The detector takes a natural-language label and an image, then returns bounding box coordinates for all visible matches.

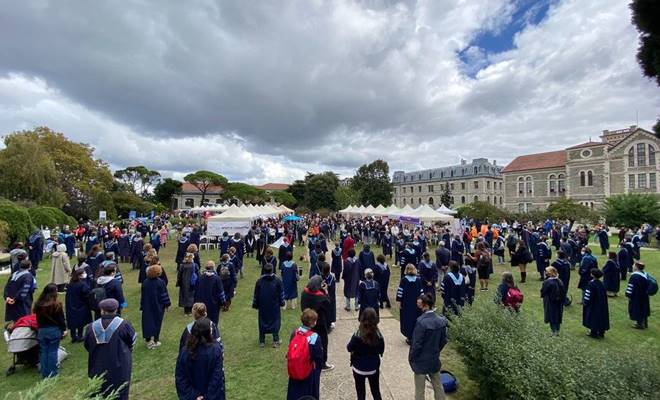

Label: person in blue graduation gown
[217,254,236,312]
[219,232,231,256]
[230,234,245,278]
[535,237,552,281]
[582,269,610,338]
[177,253,198,315]
[321,263,337,326]
[602,252,620,296]
[357,269,380,319]
[175,233,190,266]
[400,244,417,279]
[618,241,633,281]
[382,232,393,259]
[130,232,145,270]
[27,229,44,272]
[417,252,438,301]
[578,247,598,302]
[194,261,226,327]
[626,262,651,329]
[140,264,171,347]
[3,260,36,322]
[396,264,424,344]
[178,303,221,351]
[551,251,571,305]
[86,245,103,279]
[118,231,130,264]
[450,235,465,266]
[281,252,300,309]
[175,317,226,400]
[596,227,610,255]
[342,249,361,312]
[308,244,321,278]
[84,298,136,400]
[375,254,391,309]
[85,230,99,255]
[252,263,285,346]
[540,266,565,336]
[278,237,293,268]
[66,268,92,342]
[149,229,161,253]
[331,243,343,278]
[261,248,278,276]
[440,261,467,316]
[103,236,120,263]
[94,264,126,319]
[358,245,376,280]
[287,310,324,400]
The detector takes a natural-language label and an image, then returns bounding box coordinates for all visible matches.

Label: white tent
[278,204,294,214]
[436,204,457,215]
[206,206,253,236]
[384,204,401,216]
[364,204,376,215]
[409,204,454,223]
[356,205,366,214]
[373,204,387,216]
[399,204,414,216]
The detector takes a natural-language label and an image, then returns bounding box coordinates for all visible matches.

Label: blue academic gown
[63,234,76,257]
[396,275,424,340]
[176,342,226,400]
[578,254,598,290]
[382,234,393,256]
[175,237,190,265]
[118,235,130,259]
[178,322,221,351]
[536,242,551,277]
[217,261,237,302]
[85,236,99,255]
[374,262,391,305]
[104,240,120,260]
[618,246,633,280]
[3,270,36,322]
[418,260,438,299]
[331,247,343,277]
[551,259,571,300]
[308,250,320,278]
[342,257,361,299]
[287,327,324,400]
[84,316,136,400]
[28,232,44,270]
[323,273,337,323]
[602,260,620,293]
[219,236,231,256]
[625,272,651,323]
[193,271,226,326]
[582,279,610,333]
[440,271,467,315]
[150,234,161,253]
[358,250,376,279]
[65,281,92,330]
[357,279,380,317]
[450,241,464,266]
[261,255,278,276]
[252,274,285,335]
[281,261,300,300]
[400,248,417,278]
[140,276,171,340]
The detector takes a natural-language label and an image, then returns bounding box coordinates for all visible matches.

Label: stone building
[502,126,659,212]
[253,183,290,193]
[173,183,224,210]
[392,158,504,208]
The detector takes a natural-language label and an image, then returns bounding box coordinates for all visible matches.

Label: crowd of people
[2,213,658,400]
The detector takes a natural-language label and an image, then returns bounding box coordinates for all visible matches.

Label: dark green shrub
[0,200,34,244]
[0,220,9,248]
[28,206,77,228]
[295,206,311,215]
[449,299,660,399]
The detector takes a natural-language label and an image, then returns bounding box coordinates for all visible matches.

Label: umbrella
[283,215,303,221]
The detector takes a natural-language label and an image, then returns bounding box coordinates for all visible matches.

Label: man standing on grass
[409,294,448,400]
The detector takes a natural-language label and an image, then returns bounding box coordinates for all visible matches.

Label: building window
[487,195,490,203]
[499,196,503,205]
[418,198,422,205]
[450,170,454,177]
[487,181,491,190]
[580,171,586,187]
[499,182,503,190]
[450,183,455,190]
[474,167,478,174]
[461,196,465,204]
[525,176,533,196]
[428,197,434,205]
[628,147,635,167]
[638,174,647,189]
[629,174,635,189]
[548,174,556,195]
[650,173,657,191]
[587,171,593,186]
[650,145,656,166]
[474,181,479,189]
[461,182,466,190]
[518,177,524,197]
[418,174,422,180]
[418,186,422,193]
[402,187,406,194]
[473,195,479,203]
[428,185,434,192]
[637,143,646,166]
[558,174,565,193]
[185,198,195,207]
[403,198,406,205]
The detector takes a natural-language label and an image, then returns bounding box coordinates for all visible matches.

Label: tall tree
[630,0,660,136]
[114,166,161,197]
[547,198,597,224]
[604,193,660,227]
[287,180,306,206]
[440,185,453,207]
[183,171,228,205]
[350,160,394,206]
[304,172,339,210]
[334,186,360,210]
[221,182,267,204]
[153,178,183,209]
[272,190,297,208]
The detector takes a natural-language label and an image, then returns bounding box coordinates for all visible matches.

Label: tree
[334,186,360,210]
[111,191,155,218]
[304,172,339,211]
[456,201,506,222]
[183,171,228,205]
[350,160,393,206]
[221,182,267,204]
[440,185,453,207]
[153,178,183,209]
[114,166,161,197]
[272,190,297,208]
[287,180,306,206]
[546,198,598,224]
[604,193,660,227]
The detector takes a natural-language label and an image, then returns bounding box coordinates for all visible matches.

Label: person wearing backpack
[495,272,523,312]
[93,264,126,319]
[287,309,324,400]
[347,307,385,400]
[177,252,198,315]
[218,253,237,312]
[540,266,565,336]
[626,262,653,329]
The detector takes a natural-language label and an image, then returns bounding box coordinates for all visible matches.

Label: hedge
[0,200,34,244]
[28,206,77,229]
[449,300,660,400]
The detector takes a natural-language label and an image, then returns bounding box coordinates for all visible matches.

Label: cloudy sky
[0,0,658,184]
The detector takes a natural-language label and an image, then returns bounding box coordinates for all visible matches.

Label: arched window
[525,176,533,196]
[418,198,422,205]
[486,196,490,204]
[473,195,479,203]
[558,174,565,193]
[499,196,503,205]
[461,196,465,204]
[450,170,454,177]
[403,198,406,205]
[428,197,434,205]
[587,171,593,186]
[580,171,586,186]
[474,167,478,174]
[517,177,524,197]
[628,147,635,167]
[548,174,556,195]
[637,143,646,166]
[650,145,656,166]
[185,198,195,207]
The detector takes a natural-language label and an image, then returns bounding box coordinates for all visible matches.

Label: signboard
[128,210,137,220]
[150,210,155,220]
[207,220,251,237]
[99,211,107,221]
[399,216,420,224]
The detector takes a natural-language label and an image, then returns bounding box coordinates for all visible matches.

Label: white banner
[207,220,251,237]
[99,211,107,221]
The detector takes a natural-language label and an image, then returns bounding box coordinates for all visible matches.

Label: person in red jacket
[342,233,355,260]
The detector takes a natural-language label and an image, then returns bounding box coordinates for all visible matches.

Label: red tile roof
[502,150,566,173]
[255,183,290,191]
[566,141,606,150]
[181,182,223,194]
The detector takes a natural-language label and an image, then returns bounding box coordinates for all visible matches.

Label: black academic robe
[374,262,391,305]
[252,274,285,334]
[342,257,360,298]
[27,232,44,270]
[260,255,278,276]
[396,275,424,340]
[118,235,130,259]
[358,250,376,278]
[551,259,571,296]
[219,236,231,256]
[602,260,620,293]
[418,260,438,299]
[450,241,464,266]
[536,242,551,275]
[382,235,393,256]
[87,252,103,279]
[625,272,651,322]
[357,279,380,318]
[194,271,226,326]
[229,239,245,271]
[286,327,323,400]
[177,263,197,308]
[582,280,609,332]
[85,236,99,255]
[578,255,598,290]
[541,278,565,325]
[84,316,136,400]
[440,272,467,315]
[175,342,225,400]
[331,248,343,277]
[322,273,337,323]
[175,237,190,265]
[104,240,120,260]
[618,247,632,280]
[140,277,171,340]
[65,281,92,329]
[3,270,36,322]
[130,237,144,269]
[178,322,221,352]
[278,244,293,268]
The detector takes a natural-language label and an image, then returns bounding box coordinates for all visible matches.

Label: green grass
[1,238,658,399]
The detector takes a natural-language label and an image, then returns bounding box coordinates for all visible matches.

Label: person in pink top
[159,226,169,248]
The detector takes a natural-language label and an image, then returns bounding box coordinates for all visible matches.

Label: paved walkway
[320,279,444,400]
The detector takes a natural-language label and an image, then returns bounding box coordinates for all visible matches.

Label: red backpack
[287,329,314,380]
[504,287,524,310]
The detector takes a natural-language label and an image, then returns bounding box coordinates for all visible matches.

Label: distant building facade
[253,183,290,193]
[392,158,504,208]
[502,126,659,212]
[173,183,224,210]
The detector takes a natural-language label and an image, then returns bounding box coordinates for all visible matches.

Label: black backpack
[90,285,107,311]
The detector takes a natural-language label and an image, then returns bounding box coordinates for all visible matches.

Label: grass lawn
[1,236,658,399]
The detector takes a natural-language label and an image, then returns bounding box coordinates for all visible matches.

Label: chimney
[461,159,466,165]
[602,129,609,135]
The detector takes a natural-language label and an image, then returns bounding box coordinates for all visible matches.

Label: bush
[28,206,77,229]
[295,206,311,215]
[604,193,660,227]
[5,374,122,399]
[0,199,34,244]
[449,300,660,399]
[0,220,9,248]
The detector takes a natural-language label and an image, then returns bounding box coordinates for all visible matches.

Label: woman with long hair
[175,317,226,400]
[34,283,67,377]
[65,268,92,343]
[396,264,424,345]
[346,307,385,400]
[513,240,533,283]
